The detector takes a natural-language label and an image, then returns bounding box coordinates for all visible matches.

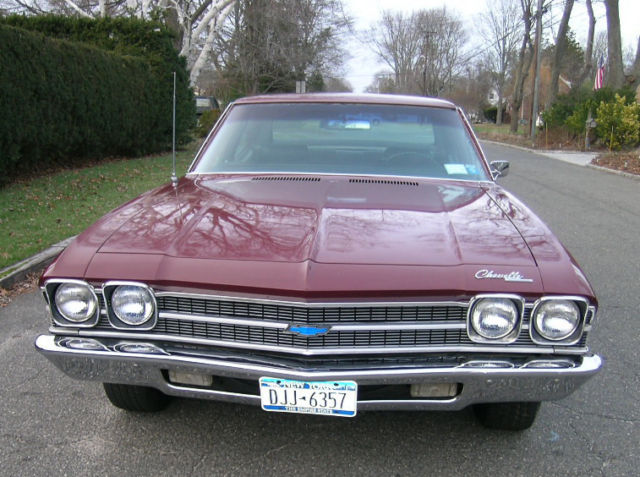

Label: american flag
[594,55,605,90]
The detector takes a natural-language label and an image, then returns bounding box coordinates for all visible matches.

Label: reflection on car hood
[96,175,534,267]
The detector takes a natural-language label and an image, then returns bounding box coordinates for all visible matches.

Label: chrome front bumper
[35,334,602,411]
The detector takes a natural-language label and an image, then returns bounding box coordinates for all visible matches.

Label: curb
[586,163,640,181]
[482,139,639,178]
[480,139,538,154]
[0,236,76,290]
[481,139,596,164]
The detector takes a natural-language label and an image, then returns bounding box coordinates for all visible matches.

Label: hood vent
[252,176,321,182]
[349,178,419,187]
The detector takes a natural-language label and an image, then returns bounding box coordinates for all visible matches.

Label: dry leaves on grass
[0,272,39,307]
[592,152,640,175]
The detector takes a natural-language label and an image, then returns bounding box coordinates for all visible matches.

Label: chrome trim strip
[35,334,603,410]
[158,311,466,332]
[185,171,495,185]
[160,311,288,330]
[153,291,469,309]
[331,322,466,331]
[57,328,589,356]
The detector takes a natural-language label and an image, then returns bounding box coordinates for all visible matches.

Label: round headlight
[111,285,155,326]
[534,300,580,341]
[471,298,519,340]
[54,283,97,323]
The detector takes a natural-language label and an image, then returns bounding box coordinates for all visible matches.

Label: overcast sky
[343,0,640,92]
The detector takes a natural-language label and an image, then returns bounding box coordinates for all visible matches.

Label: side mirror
[490,160,510,179]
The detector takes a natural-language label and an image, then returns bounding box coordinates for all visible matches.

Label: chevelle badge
[475,269,534,283]
[286,325,331,337]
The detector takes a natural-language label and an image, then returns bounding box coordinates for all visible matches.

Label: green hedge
[542,86,637,135]
[0,16,195,185]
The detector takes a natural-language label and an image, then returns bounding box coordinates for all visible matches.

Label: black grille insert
[156,296,465,324]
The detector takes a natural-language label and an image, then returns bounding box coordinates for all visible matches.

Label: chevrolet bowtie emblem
[286,325,331,337]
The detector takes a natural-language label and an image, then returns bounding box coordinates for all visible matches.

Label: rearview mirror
[490,160,510,179]
[321,119,371,130]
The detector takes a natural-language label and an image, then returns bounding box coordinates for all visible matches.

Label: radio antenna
[171,71,178,188]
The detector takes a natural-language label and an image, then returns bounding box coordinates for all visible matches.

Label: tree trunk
[510,1,534,134]
[577,0,596,87]
[631,36,640,86]
[604,0,625,88]
[163,4,184,52]
[548,0,574,108]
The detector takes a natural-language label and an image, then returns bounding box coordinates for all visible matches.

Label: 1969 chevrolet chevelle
[36,94,601,430]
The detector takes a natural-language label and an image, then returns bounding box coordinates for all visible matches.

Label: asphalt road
[1,142,638,477]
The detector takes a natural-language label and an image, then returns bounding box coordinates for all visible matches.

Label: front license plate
[259,377,357,417]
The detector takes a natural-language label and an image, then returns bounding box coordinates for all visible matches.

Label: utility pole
[422,30,435,97]
[530,0,544,144]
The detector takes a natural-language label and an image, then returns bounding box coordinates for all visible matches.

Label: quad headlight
[53,281,98,324]
[111,285,154,325]
[468,295,524,343]
[45,280,158,329]
[103,281,157,329]
[531,298,586,344]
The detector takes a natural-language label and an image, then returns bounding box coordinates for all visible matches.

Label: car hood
[44,175,593,298]
[96,176,533,266]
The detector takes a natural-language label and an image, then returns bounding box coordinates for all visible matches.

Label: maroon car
[36,94,601,430]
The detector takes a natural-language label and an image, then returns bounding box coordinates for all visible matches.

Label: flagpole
[586,55,605,150]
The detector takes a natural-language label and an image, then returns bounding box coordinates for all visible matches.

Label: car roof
[233,93,456,109]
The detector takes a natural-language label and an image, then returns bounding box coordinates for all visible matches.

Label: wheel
[473,401,541,431]
[103,383,171,412]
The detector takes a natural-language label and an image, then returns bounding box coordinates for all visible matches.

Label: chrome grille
[154,318,471,348]
[156,296,466,323]
[85,293,591,354]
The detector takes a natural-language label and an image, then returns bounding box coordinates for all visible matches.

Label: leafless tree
[632,37,640,80]
[212,0,351,97]
[576,0,596,87]
[604,0,624,88]
[369,7,466,97]
[547,0,574,107]
[323,77,353,92]
[509,0,534,133]
[368,11,422,92]
[479,0,522,125]
[364,71,397,94]
[417,8,467,96]
[3,0,236,85]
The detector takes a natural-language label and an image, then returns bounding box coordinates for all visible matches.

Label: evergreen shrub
[595,94,640,150]
[0,16,195,185]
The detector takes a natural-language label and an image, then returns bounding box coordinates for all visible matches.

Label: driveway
[1,142,638,476]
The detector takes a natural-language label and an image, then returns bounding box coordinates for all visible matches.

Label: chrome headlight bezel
[530,296,589,345]
[44,279,100,328]
[467,294,525,344]
[102,281,157,330]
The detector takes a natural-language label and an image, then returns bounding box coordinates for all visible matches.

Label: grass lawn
[473,123,527,136]
[0,145,197,272]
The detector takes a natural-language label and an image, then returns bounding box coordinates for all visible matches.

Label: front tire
[103,383,171,412]
[473,401,541,430]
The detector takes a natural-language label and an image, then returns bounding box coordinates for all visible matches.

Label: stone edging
[0,236,76,290]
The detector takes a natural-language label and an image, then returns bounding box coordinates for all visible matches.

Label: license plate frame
[259,377,357,417]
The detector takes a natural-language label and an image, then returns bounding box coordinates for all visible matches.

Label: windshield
[192,102,489,181]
